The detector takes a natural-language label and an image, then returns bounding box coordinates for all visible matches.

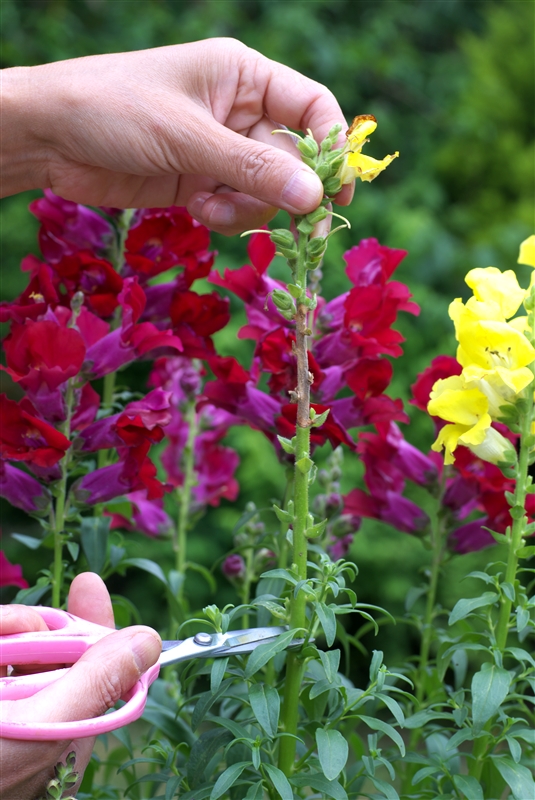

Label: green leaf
[449,592,499,625]
[165,775,181,800]
[376,693,405,727]
[506,646,535,668]
[249,683,280,737]
[273,504,294,524]
[316,602,337,646]
[368,776,400,800]
[306,519,327,538]
[233,507,261,533]
[290,773,348,800]
[192,680,232,731]
[471,664,512,733]
[260,568,298,585]
[510,727,535,744]
[13,582,50,605]
[244,782,265,800]
[310,409,330,427]
[492,755,535,800]
[245,629,297,678]
[142,698,195,746]
[319,649,341,683]
[253,598,288,621]
[210,762,251,800]
[505,735,522,763]
[369,650,384,681]
[517,545,535,558]
[210,657,228,693]
[11,533,42,549]
[80,516,110,573]
[263,764,294,800]
[501,581,516,602]
[212,716,255,742]
[185,561,217,592]
[453,774,484,800]
[357,716,405,756]
[66,541,80,561]
[296,456,314,474]
[123,557,168,585]
[316,729,349,781]
[187,729,232,788]
[277,436,296,455]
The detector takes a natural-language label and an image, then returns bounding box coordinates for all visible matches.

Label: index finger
[0,605,49,636]
[255,56,348,149]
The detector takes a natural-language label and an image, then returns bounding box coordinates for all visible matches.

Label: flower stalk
[174,396,198,607]
[51,378,75,608]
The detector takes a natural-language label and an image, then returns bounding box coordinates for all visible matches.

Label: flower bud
[222,554,246,580]
[297,136,319,159]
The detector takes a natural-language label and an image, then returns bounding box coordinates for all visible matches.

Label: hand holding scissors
[0,573,297,800]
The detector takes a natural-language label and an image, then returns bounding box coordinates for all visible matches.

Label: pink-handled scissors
[0,606,289,741]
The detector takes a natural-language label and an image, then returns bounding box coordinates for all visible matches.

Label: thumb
[180,108,324,215]
[28,626,161,723]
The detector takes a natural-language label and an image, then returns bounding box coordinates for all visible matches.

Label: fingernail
[282,169,323,212]
[208,199,235,227]
[189,192,211,219]
[130,632,161,673]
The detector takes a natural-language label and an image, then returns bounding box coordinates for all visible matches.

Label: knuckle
[238,146,275,184]
[91,667,126,711]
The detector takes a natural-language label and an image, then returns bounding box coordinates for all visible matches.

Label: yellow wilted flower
[338,115,399,184]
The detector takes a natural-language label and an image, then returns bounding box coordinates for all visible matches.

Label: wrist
[1,66,52,197]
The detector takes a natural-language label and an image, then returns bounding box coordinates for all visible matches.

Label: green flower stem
[97,369,117,470]
[495,404,532,651]
[279,230,312,776]
[97,209,133,470]
[471,395,534,781]
[173,397,198,606]
[51,379,75,608]
[278,468,294,570]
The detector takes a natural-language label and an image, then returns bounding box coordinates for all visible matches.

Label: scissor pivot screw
[194,632,213,646]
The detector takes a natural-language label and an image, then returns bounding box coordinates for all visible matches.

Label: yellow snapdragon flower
[464,267,526,320]
[338,115,399,184]
[428,376,512,465]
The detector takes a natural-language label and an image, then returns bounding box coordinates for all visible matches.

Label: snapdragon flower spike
[149,357,240,513]
[0,551,29,589]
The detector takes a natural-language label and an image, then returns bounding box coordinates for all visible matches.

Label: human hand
[0,573,161,800]
[1,38,351,234]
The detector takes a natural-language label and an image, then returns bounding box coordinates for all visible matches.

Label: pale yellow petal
[518,235,535,268]
[346,151,399,182]
[465,267,525,319]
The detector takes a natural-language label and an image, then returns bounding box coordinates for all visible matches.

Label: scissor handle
[0,663,160,740]
[0,606,160,740]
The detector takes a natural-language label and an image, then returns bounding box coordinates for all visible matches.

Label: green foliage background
[1,0,534,670]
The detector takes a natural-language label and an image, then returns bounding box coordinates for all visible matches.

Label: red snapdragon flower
[125,207,213,281]
[0,394,71,467]
[2,319,86,392]
[0,551,29,589]
[410,355,462,412]
[52,250,123,317]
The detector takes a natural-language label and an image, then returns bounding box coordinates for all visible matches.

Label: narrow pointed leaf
[316,728,349,781]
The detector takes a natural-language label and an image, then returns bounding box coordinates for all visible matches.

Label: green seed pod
[305,206,328,225]
[315,163,332,181]
[271,289,295,312]
[270,228,297,249]
[307,237,327,258]
[297,136,319,159]
[323,176,342,195]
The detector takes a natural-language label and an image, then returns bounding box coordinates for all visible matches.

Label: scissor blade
[158,627,289,666]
